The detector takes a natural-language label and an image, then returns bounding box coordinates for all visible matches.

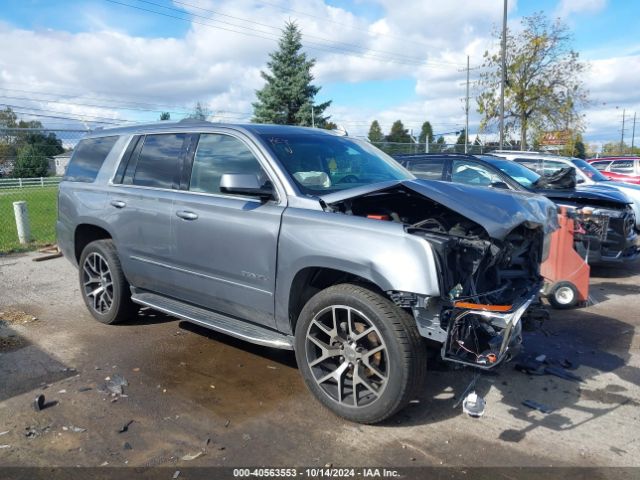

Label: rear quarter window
[64,136,119,182]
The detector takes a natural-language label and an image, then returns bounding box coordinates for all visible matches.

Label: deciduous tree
[477,12,588,150]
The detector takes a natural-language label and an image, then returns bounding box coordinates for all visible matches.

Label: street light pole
[620,109,626,154]
[499,0,507,150]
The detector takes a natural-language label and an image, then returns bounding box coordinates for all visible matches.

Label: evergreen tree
[188,102,209,121]
[160,112,171,121]
[386,120,411,143]
[418,121,434,145]
[252,22,331,126]
[12,144,49,178]
[368,120,384,143]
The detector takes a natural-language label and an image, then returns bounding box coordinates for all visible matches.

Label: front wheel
[294,283,426,424]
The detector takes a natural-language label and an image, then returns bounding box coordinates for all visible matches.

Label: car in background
[490,151,640,229]
[588,157,640,185]
[394,153,639,265]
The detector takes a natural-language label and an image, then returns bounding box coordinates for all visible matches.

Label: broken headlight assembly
[573,206,615,241]
[441,297,534,368]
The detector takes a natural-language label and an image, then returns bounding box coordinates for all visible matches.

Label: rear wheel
[294,283,426,424]
[78,239,135,324]
[548,281,579,309]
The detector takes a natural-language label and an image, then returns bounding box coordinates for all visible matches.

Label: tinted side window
[610,160,635,173]
[591,160,611,171]
[189,134,266,195]
[132,134,186,189]
[451,160,502,186]
[406,158,445,180]
[64,136,118,182]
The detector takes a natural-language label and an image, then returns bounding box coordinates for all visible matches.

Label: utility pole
[620,109,626,154]
[632,112,636,152]
[499,0,507,150]
[311,106,315,128]
[465,55,470,154]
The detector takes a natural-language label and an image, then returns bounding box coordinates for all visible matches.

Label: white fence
[0,177,62,190]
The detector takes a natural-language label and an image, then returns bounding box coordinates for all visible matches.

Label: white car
[491,151,640,229]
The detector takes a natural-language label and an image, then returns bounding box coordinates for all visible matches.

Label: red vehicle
[587,157,640,185]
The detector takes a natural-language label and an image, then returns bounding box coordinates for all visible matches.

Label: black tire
[294,283,426,424]
[78,239,135,324]
[548,281,579,309]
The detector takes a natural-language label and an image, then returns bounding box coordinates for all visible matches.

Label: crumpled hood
[536,183,632,207]
[321,179,558,240]
[405,179,558,239]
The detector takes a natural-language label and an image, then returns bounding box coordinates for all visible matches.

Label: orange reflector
[367,214,390,221]
[454,301,513,312]
[487,354,498,363]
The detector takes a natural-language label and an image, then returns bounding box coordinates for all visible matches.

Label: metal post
[311,106,315,128]
[40,177,44,187]
[13,201,31,244]
[499,0,507,150]
[632,112,636,151]
[18,178,23,188]
[465,55,470,154]
[620,109,626,154]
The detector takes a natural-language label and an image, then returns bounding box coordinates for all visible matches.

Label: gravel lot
[0,252,639,468]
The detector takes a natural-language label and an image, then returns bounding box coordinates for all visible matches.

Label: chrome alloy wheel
[305,305,389,408]
[82,252,114,314]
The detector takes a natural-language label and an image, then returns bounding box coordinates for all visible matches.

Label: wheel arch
[286,266,387,335]
[74,223,113,262]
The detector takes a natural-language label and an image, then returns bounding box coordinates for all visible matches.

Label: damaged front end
[323,179,555,369]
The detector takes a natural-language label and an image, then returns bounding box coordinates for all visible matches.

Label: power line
[106,0,462,68]
[142,0,443,65]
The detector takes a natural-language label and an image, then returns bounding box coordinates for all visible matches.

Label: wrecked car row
[57,121,597,423]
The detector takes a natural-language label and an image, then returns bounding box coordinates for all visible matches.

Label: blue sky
[0,0,638,146]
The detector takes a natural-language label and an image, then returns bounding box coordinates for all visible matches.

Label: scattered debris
[0,430,10,436]
[242,434,251,441]
[100,462,109,467]
[132,368,140,372]
[173,471,181,480]
[462,392,486,417]
[522,399,554,414]
[33,245,63,262]
[57,389,67,394]
[63,426,86,433]
[267,365,277,370]
[181,451,205,461]
[118,420,134,434]
[123,442,133,450]
[25,425,50,439]
[515,354,582,382]
[77,387,92,392]
[224,420,230,428]
[0,445,10,449]
[33,394,46,412]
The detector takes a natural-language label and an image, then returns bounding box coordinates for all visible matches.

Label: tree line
[0,107,65,177]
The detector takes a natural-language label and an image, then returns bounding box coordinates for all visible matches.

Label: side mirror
[576,178,585,184]
[489,181,510,190]
[219,173,274,200]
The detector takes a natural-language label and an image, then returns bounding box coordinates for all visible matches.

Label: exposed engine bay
[326,184,544,368]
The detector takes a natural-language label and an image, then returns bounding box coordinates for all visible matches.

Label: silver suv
[57,121,556,423]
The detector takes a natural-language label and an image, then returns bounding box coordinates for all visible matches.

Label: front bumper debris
[441,292,536,369]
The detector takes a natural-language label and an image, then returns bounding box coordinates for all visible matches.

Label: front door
[170,132,284,328]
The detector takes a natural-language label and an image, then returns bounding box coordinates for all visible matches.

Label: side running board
[131,289,294,350]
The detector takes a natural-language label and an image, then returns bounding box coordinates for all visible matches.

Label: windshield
[481,156,541,188]
[260,133,413,195]
[572,159,610,181]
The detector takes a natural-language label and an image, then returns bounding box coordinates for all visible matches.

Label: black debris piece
[124,442,133,450]
[77,387,92,392]
[522,399,554,414]
[118,420,134,434]
[33,394,45,412]
[544,365,582,382]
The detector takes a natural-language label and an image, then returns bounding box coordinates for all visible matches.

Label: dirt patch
[0,309,38,326]
[0,334,26,351]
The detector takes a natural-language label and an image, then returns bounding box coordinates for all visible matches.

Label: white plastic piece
[462,391,486,417]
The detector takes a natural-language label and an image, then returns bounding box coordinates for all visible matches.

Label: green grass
[0,187,58,254]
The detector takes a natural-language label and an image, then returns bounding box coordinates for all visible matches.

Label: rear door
[403,157,447,181]
[170,131,285,328]
[108,133,189,296]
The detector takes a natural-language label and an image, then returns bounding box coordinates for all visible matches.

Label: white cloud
[556,0,607,18]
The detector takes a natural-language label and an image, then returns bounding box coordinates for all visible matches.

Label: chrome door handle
[176,210,198,220]
[110,200,126,208]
